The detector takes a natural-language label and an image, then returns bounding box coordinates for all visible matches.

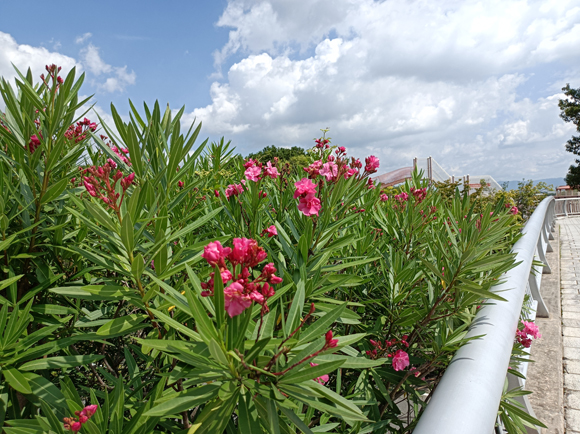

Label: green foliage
[559,84,580,185]
[565,163,580,189]
[248,145,309,174]
[0,64,538,433]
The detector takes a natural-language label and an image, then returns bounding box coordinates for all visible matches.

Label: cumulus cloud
[0,32,135,98]
[190,0,580,180]
[0,31,79,85]
[80,43,136,92]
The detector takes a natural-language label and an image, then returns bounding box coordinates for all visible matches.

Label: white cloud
[0,32,135,97]
[189,0,580,180]
[75,32,92,44]
[0,31,79,85]
[79,44,136,93]
[80,44,112,75]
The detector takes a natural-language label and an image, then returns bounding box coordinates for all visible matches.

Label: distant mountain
[498,178,565,191]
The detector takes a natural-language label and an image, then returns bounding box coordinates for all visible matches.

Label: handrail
[414,196,555,434]
[555,197,580,217]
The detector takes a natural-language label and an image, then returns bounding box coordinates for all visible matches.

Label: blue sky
[1,0,579,181]
[0,1,230,111]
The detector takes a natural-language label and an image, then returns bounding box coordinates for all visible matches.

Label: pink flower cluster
[81,162,135,212]
[516,320,541,348]
[410,187,427,203]
[394,192,409,201]
[294,178,321,216]
[315,138,330,149]
[244,159,279,182]
[260,225,277,238]
[64,118,97,143]
[366,336,411,372]
[364,155,380,174]
[225,183,244,199]
[380,194,389,202]
[201,239,283,317]
[63,404,98,433]
[28,134,41,153]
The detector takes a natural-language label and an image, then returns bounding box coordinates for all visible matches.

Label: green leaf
[285,280,305,336]
[20,355,104,371]
[213,265,225,330]
[131,252,145,280]
[149,308,202,341]
[83,201,117,232]
[144,384,221,416]
[278,405,315,434]
[121,213,134,253]
[299,303,346,344]
[313,354,385,369]
[280,360,345,384]
[238,391,261,433]
[40,178,67,204]
[96,314,148,337]
[322,257,380,272]
[208,339,229,366]
[3,369,32,394]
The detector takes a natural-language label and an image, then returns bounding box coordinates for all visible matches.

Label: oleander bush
[0,65,530,433]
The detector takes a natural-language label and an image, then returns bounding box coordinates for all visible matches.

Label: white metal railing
[414,196,556,434]
[555,197,580,217]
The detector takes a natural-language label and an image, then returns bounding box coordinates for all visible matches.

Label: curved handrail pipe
[413,196,555,434]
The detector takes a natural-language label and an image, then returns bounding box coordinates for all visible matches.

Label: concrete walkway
[560,217,580,433]
[527,217,580,433]
[527,219,564,433]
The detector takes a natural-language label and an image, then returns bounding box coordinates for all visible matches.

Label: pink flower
[224,281,253,317]
[325,330,338,348]
[380,194,389,201]
[298,194,321,216]
[294,178,317,198]
[260,262,283,284]
[522,321,541,339]
[83,179,98,197]
[392,349,410,371]
[395,192,409,201]
[225,183,244,199]
[511,206,519,215]
[516,330,532,348]
[71,422,82,432]
[202,241,232,267]
[178,180,184,188]
[304,160,323,178]
[107,158,117,169]
[266,225,277,237]
[28,134,41,153]
[243,159,256,169]
[344,166,358,179]
[245,165,262,182]
[228,238,267,267]
[310,362,330,384]
[121,173,135,191]
[81,404,98,418]
[365,156,380,173]
[320,162,338,181]
[214,190,220,197]
[263,161,279,179]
